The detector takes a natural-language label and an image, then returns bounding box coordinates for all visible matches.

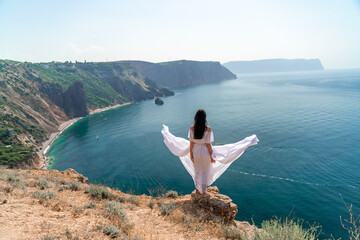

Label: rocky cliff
[126,60,237,88]
[39,81,88,118]
[62,81,88,118]
[223,58,324,74]
[0,59,174,167]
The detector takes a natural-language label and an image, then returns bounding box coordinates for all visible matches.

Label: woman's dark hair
[194,109,207,139]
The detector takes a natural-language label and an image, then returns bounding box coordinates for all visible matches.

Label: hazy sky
[0,0,359,69]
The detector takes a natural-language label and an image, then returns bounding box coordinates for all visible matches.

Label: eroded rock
[62,168,89,183]
[191,186,238,223]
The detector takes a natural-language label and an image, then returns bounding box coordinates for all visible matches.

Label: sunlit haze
[1,0,359,69]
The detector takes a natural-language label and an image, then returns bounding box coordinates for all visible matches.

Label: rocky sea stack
[155,97,164,105]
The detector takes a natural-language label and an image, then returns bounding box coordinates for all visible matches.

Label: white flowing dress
[161,125,259,193]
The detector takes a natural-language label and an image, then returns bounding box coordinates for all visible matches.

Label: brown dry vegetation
[0,168,256,240]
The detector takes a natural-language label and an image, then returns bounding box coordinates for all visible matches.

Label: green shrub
[6,172,24,183]
[32,190,56,200]
[254,217,321,240]
[58,185,69,191]
[35,179,51,189]
[68,181,80,191]
[165,190,178,198]
[340,195,360,240]
[103,225,120,238]
[158,201,176,216]
[148,184,167,198]
[116,195,127,203]
[10,181,26,190]
[115,195,139,206]
[84,201,96,209]
[222,224,242,239]
[72,206,82,214]
[59,179,67,185]
[88,185,110,199]
[2,186,13,193]
[195,225,202,231]
[105,201,122,215]
[42,237,57,240]
[147,201,155,209]
[0,144,34,167]
[126,196,139,206]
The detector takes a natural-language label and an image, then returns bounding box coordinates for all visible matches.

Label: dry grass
[87,184,112,199]
[0,169,259,240]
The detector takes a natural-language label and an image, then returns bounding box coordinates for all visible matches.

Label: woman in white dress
[161,109,259,197]
[189,109,215,197]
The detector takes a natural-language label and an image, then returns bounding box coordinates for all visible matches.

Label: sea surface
[48,69,360,238]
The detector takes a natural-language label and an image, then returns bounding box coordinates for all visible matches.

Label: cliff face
[126,60,237,88]
[62,81,88,118]
[223,59,324,74]
[39,81,88,118]
[72,61,174,104]
[38,82,65,107]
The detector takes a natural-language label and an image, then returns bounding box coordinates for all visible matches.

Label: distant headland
[124,60,236,88]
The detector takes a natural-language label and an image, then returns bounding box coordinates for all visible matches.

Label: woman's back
[188,125,214,144]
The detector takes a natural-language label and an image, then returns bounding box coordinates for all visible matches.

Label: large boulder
[191,186,238,223]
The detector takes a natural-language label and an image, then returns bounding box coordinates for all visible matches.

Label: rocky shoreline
[37,102,131,170]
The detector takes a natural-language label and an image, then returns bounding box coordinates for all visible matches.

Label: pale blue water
[48,69,360,238]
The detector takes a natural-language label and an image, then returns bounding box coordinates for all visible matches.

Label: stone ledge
[191,186,238,223]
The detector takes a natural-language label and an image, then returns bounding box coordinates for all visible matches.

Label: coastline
[37,102,131,169]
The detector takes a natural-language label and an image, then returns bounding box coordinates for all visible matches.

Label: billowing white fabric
[161,124,259,193]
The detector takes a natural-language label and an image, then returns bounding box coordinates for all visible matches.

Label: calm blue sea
[48,69,360,238]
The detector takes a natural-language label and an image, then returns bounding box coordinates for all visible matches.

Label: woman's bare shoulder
[190,125,195,130]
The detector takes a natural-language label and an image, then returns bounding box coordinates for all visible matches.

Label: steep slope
[0,60,173,167]
[31,61,174,108]
[223,59,324,74]
[126,60,237,88]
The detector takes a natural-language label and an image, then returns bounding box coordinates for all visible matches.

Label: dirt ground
[0,168,255,240]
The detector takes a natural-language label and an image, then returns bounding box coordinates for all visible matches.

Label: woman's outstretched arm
[190,141,194,163]
[206,143,216,163]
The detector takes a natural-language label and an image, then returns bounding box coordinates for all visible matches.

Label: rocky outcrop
[62,81,88,118]
[144,78,174,97]
[39,81,88,118]
[155,97,164,105]
[126,60,237,88]
[60,168,89,183]
[191,186,238,223]
[159,88,175,96]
